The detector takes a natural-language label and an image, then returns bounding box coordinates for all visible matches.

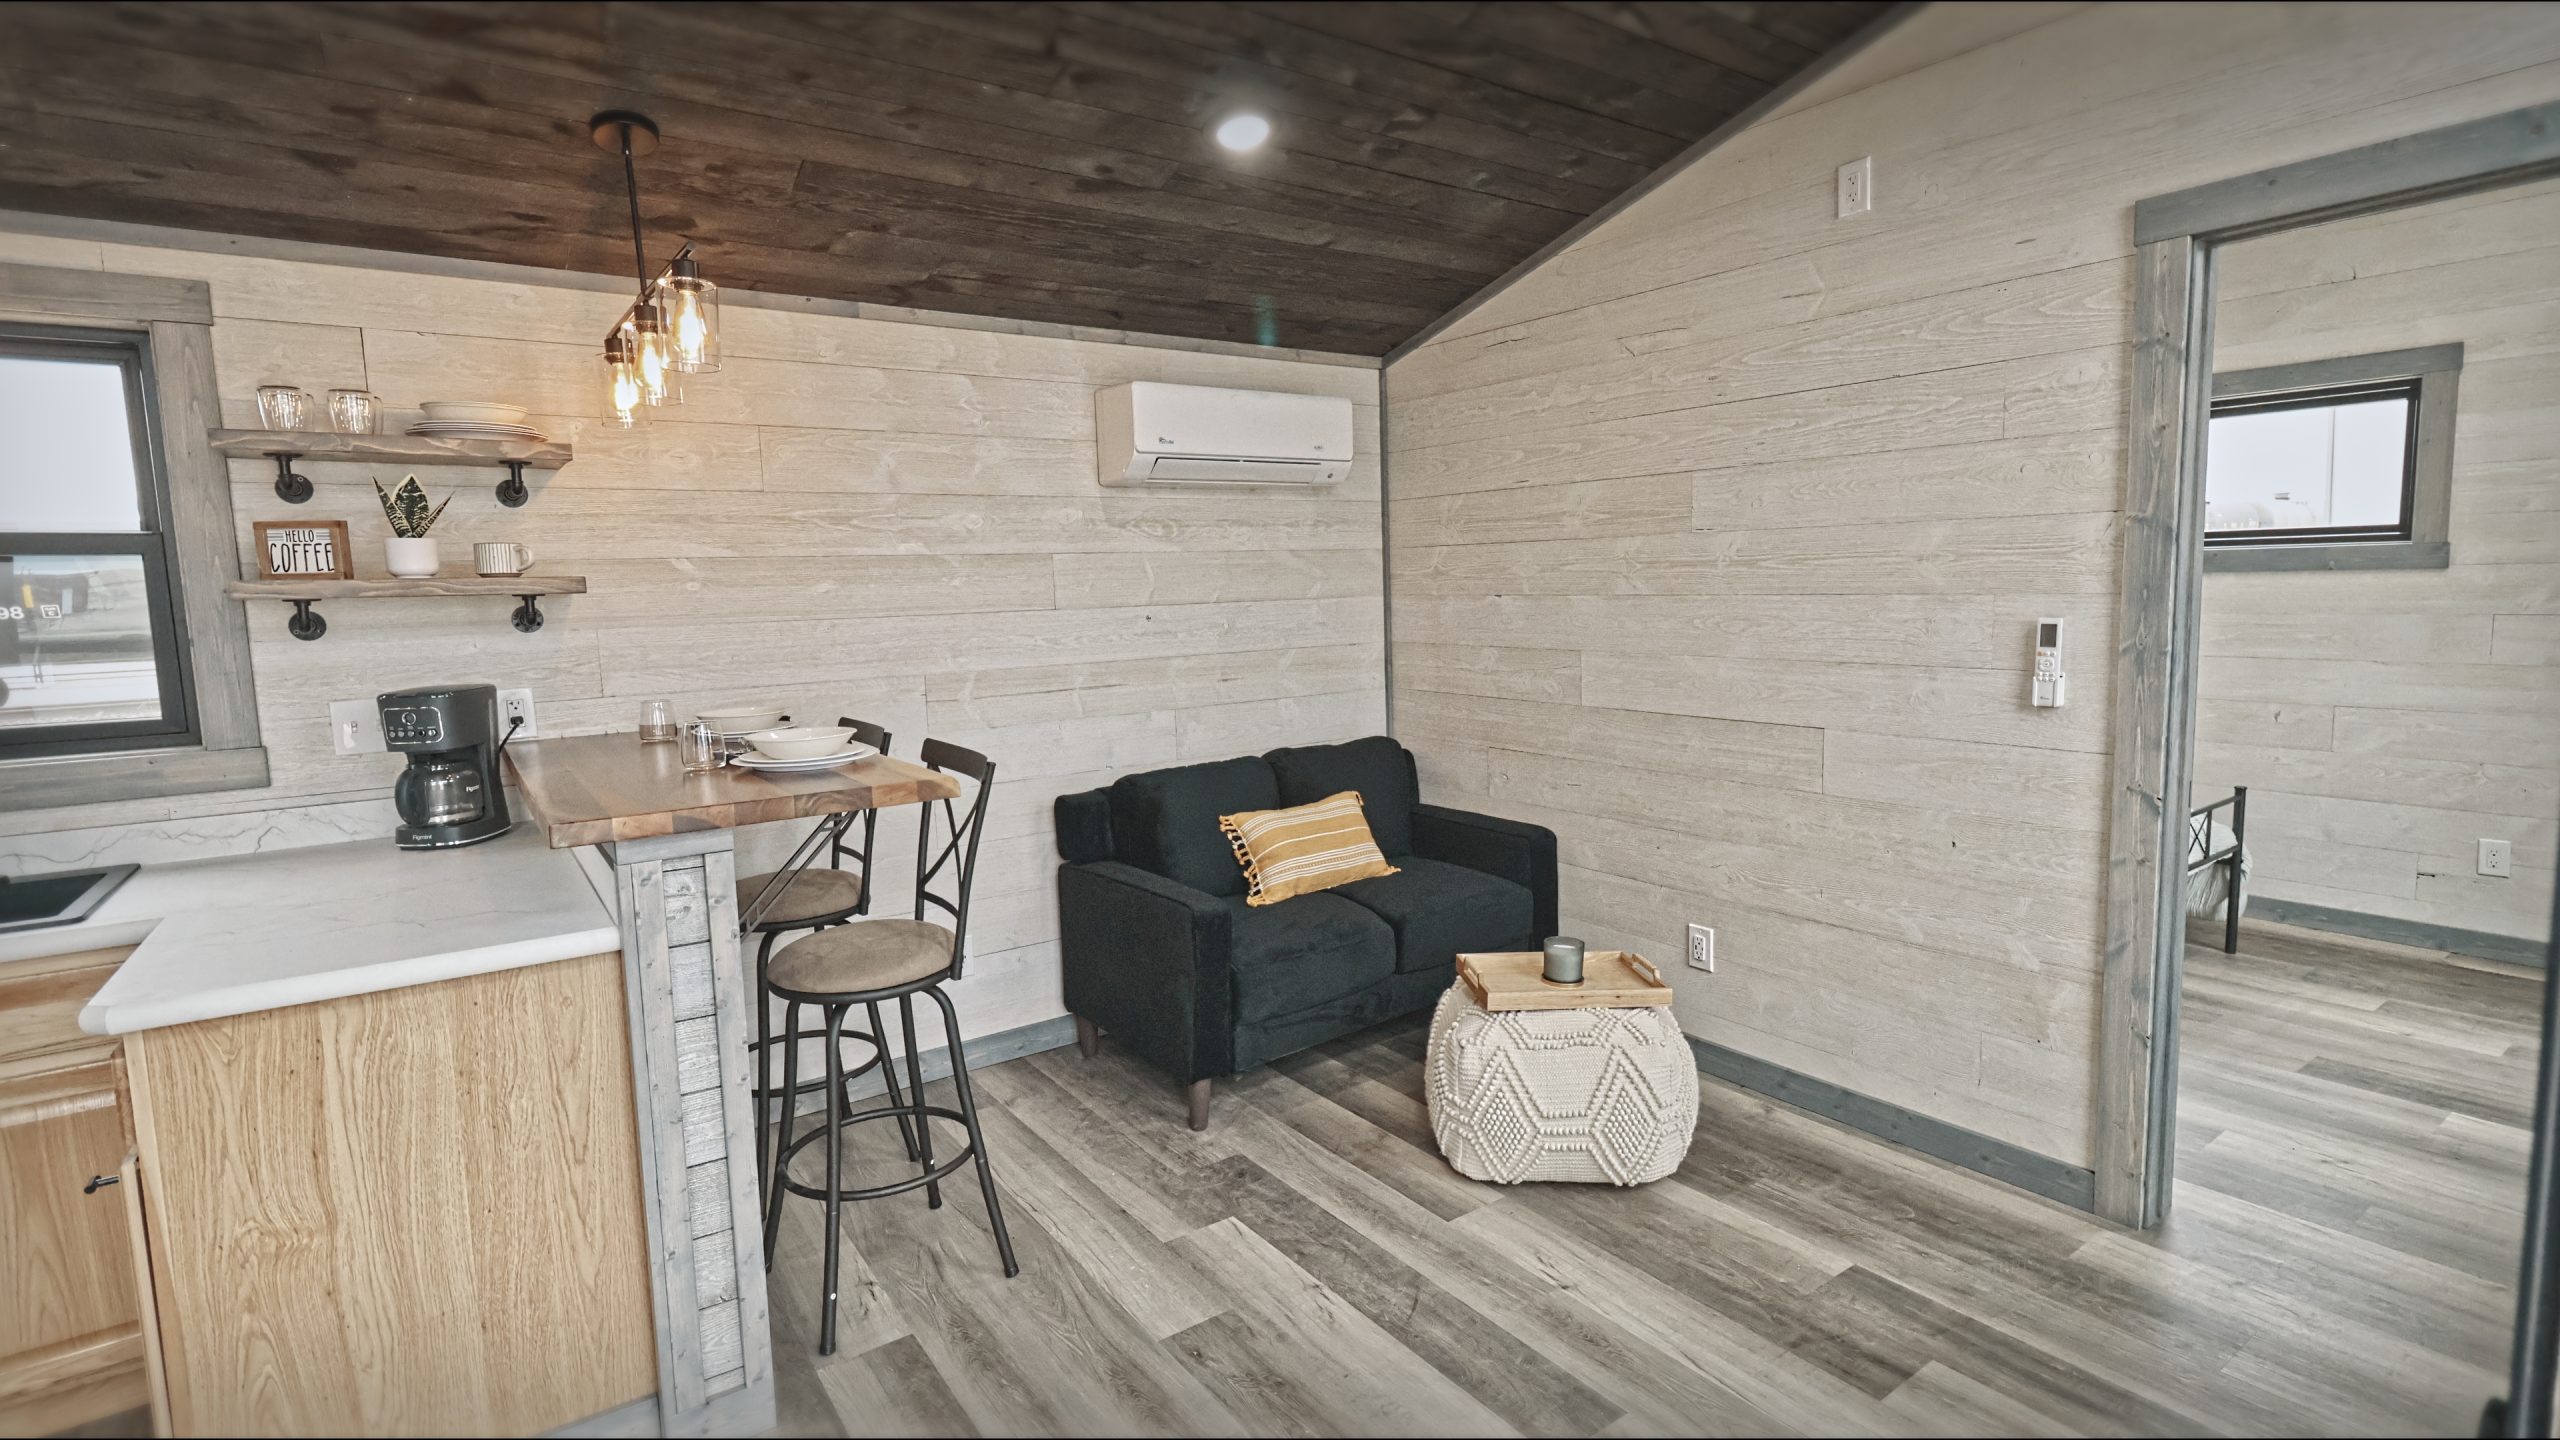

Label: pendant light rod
[590,109,664,301]
[620,125,649,297]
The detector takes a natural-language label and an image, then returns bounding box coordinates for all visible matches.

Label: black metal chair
[740,717,915,1190]
[763,737,1018,1355]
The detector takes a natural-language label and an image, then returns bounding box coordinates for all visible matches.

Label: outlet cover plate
[2481,838,2513,878]
[1837,156,1872,217]
[1687,923,1715,972]
[498,688,538,739]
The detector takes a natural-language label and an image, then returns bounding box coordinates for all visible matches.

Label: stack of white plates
[729,743,879,773]
[408,400,545,442]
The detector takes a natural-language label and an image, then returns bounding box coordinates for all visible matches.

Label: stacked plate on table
[729,725,879,773]
[407,400,547,442]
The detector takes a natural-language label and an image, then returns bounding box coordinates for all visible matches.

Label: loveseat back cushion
[1107,756,1278,897]
[1221,892,1398,1024]
[1263,735,1420,857]
[1053,788,1114,864]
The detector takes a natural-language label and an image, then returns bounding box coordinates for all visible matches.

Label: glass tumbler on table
[680,721,723,774]
[639,699,677,744]
[255,385,313,431]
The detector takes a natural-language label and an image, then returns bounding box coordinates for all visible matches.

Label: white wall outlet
[1687,923,1715,973]
[1836,155,1873,217]
[329,698,384,757]
[498,688,538,739]
[2480,838,2513,878]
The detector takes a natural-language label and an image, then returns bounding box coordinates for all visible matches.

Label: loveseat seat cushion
[1334,856,1537,973]
[1108,756,1276,898]
[1264,735,1420,857]
[1223,892,1397,1024]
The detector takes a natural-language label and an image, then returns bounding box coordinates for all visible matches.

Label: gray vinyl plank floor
[759,920,2539,1437]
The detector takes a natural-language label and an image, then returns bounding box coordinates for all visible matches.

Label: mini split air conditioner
[1097,381,1354,487]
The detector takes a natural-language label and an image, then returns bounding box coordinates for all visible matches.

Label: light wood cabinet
[0,947,149,1437]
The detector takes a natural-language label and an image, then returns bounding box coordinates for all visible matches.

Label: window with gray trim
[0,324,199,757]
[2203,344,2461,572]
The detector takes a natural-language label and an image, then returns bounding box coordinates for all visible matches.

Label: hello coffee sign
[252,520,355,580]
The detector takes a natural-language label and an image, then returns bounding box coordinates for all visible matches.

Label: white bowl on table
[746,726,857,761]
[696,703,789,735]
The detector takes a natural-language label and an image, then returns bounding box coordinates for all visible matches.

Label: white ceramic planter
[384,536,440,578]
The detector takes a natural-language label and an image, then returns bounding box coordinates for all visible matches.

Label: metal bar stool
[741,717,916,1191]
[763,738,1019,1355]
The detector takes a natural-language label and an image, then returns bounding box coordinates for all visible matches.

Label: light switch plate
[329,699,384,757]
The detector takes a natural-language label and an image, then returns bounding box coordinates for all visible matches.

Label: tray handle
[1625,952,1668,989]
[1456,954,1491,1008]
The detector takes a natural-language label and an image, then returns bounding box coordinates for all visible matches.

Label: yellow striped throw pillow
[1220,790,1399,907]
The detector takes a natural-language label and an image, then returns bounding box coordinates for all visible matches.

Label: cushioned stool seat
[769,918,953,996]
[1424,984,1698,1186]
[737,867,867,928]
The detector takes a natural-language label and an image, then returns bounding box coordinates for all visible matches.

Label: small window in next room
[2203,344,2461,571]
[0,325,197,758]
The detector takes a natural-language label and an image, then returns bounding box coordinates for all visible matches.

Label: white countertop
[9,826,623,1036]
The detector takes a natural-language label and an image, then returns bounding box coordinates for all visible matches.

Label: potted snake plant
[374,474,451,578]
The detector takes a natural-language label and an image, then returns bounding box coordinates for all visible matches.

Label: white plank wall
[2198,179,2560,942]
[0,229,1384,1047]
[1386,2,2560,1168]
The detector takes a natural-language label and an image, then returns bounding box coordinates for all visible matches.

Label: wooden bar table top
[504,731,962,848]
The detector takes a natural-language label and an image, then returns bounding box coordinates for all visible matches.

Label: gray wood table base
[755,925,2532,1437]
[601,830,777,1439]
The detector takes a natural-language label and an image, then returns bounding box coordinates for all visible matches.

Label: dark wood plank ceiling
[0,2,1894,355]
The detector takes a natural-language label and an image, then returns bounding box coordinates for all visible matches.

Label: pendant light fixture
[591,110,718,427]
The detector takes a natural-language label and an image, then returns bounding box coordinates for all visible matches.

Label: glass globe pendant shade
[603,331,643,428]
[660,256,720,373]
[626,304,679,407]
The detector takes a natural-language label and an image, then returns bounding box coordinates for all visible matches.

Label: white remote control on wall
[2032,618,2066,708]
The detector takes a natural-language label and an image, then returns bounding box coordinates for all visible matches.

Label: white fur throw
[1425,984,1699,1186]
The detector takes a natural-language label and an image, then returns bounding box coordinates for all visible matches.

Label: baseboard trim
[783,1012,1080,1113]
[1687,1036,2098,1213]
[2250,897,2547,967]
[546,1395,658,1438]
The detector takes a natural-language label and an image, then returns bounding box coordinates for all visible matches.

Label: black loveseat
[1054,735,1556,1128]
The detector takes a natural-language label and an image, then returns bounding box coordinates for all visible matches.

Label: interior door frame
[2095,102,2560,1230]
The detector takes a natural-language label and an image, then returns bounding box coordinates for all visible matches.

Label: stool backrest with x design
[912,738,995,978]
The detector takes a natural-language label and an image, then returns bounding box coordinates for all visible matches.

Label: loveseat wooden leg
[1075,1015,1100,1058]
[1187,1078,1212,1131]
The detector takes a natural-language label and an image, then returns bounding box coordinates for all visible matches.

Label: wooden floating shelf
[224,575,588,642]
[210,429,574,468]
[211,429,573,508]
[227,576,589,600]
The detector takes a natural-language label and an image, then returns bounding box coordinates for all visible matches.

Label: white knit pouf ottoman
[1424,983,1699,1185]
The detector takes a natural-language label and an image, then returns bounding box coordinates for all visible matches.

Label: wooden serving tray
[1456,950,1672,1012]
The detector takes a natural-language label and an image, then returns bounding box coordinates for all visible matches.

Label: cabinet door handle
[83,1173,119,1194]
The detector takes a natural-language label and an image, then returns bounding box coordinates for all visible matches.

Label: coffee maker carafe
[379,683,513,849]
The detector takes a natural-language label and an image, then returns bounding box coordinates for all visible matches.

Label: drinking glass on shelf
[326,388,381,435]
[639,699,677,744]
[255,385,313,431]
[679,721,722,775]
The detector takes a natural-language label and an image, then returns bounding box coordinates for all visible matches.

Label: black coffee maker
[379,683,513,849]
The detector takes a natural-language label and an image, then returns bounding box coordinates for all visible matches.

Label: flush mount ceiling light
[591,110,720,428]
[1212,113,1272,152]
